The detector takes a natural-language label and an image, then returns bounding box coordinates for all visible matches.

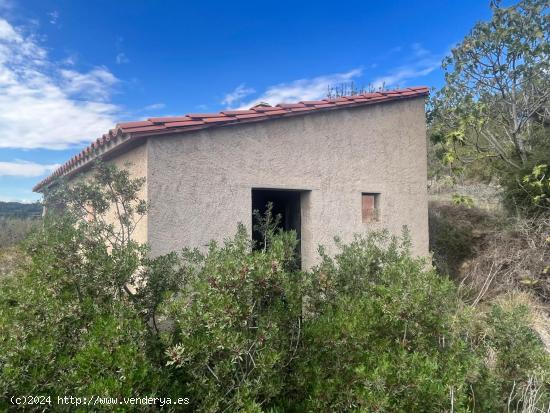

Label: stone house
[34,86,429,268]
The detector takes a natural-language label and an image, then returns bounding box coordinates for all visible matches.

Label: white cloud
[143,102,166,111]
[60,67,118,101]
[0,18,120,149]
[0,160,59,177]
[371,44,441,89]
[48,10,59,25]
[411,43,430,58]
[236,69,362,109]
[61,54,77,66]
[229,44,440,110]
[0,18,20,42]
[371,65,437,89]
[116,52,129,64]
[222,84,255,107]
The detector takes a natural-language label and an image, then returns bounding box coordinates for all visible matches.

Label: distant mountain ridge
[0,202,42,218]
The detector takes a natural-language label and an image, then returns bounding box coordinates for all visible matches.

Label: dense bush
[1,164,549,412]
[0,165,167,411]
[291,232,476,412]
[466,299,550,412]
[160,228,303,412]
[429,201,550,307]
[0,278,160,404]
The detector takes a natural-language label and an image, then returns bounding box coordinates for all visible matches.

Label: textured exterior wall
[111,143,148,244]
[147,97,428,268]
[69,142,148,244]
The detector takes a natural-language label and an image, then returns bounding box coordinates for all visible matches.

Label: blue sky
[0,0,493,202]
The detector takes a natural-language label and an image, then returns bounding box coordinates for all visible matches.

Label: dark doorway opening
[251,188,302,265]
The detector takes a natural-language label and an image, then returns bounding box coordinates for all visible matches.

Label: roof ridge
[33,86,429,191]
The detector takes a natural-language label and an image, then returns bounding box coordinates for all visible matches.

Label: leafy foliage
[0,163,167,411]
[252,201,282,252]
[430,0,549,168]
[161,227,302,412]
[502,161,550,214]
[428,0,549,213]
[1,164,549,412]
[461,298,550,412]
[452,193,475,208]
[291,232,475,412]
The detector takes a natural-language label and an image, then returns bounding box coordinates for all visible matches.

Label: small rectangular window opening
[362,193,380,223]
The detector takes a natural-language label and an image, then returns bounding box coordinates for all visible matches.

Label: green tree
[430,0,549,172]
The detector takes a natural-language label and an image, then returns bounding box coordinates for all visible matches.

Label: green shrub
[0,220,165,412]
[160,226,304,412]
[290,231,476,412]
[0,163,168,411]
[65,309,161,399]
[463,298,550,412]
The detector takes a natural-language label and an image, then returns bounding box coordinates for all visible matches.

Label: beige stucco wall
[145,97,428,268]
[111,142,148,244]
[69,142,148,244]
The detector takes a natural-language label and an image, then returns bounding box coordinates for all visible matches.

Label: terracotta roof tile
[362,93,384,98]
[300,100,327,105]
[286,107,316,113]
[117,120,154,128]
[122,125,167,133]
[313,103,336,108]
[234,113,268,120]
[164,120,206,128]
[251,106,284,113]
[276,103,307,109]
[399,90,424,96]
[327,97,351,103]
[149,116,192,123]
[203,116,238,123]
[221,110,257,115]
[33,86,429,191]
[264,110,289,116]
[186,113,225,118]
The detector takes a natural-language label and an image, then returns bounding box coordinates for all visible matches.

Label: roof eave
[33,88,429,192]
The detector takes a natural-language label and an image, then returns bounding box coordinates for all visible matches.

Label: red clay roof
[33,86,428,192]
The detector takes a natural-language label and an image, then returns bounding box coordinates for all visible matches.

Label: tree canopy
[430,0,549,172]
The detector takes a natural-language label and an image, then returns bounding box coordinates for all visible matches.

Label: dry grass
[429,196,549,306]
[457,215,550,306]
[0,246,26,280]
[429,200,501,277]
[0,217,39,249]
[429,181,550,353]
[428,179,504,211]
[0,217,36,281]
